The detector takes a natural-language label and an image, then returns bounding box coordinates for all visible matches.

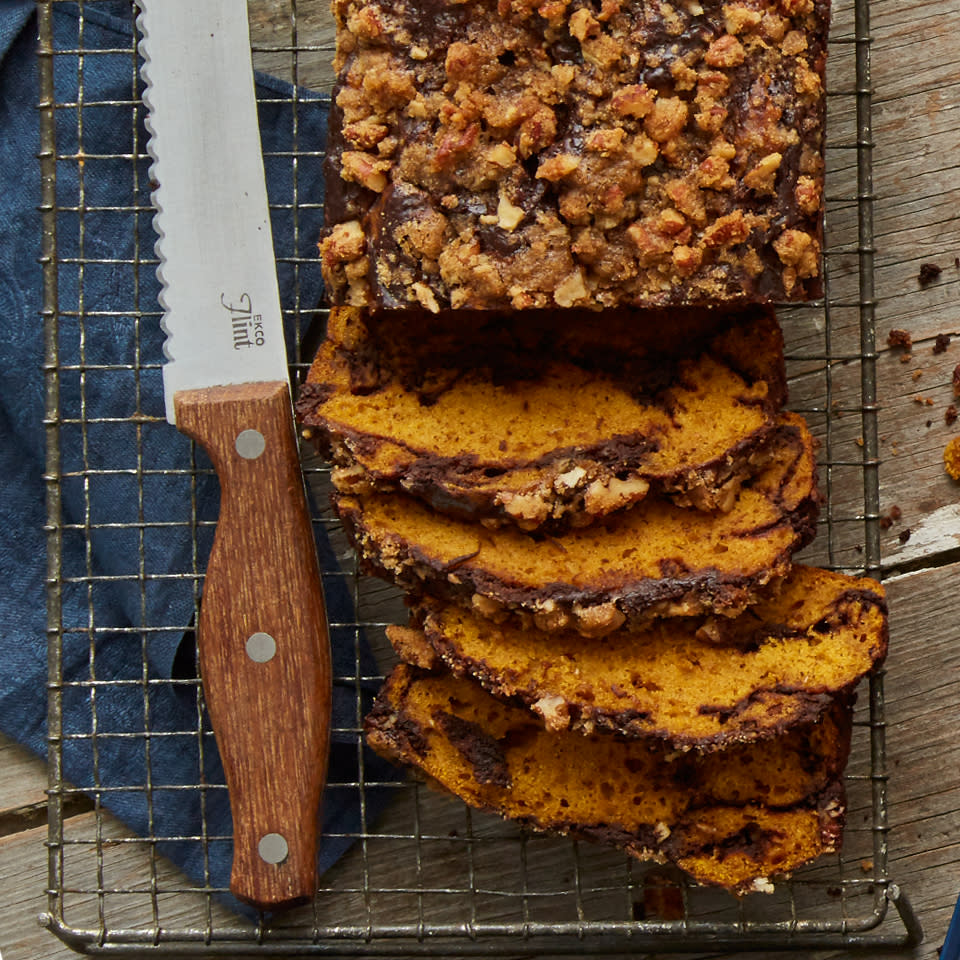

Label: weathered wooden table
[3,0,960,956]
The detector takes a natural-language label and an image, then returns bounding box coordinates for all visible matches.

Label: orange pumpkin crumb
[945,436,960,480]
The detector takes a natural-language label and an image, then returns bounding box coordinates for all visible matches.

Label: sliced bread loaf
[336,412,820,634]
[297,305,786,529]
[388,565,885,750]
[365,664,850,894]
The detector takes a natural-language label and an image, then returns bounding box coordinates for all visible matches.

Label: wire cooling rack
[39,0,925,953]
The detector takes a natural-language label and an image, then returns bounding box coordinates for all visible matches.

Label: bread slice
[335,412,820,635]
[365,665,850,895]
[297,304,786,530]
[388,565,886,751]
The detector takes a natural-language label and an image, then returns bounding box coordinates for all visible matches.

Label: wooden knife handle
[175,380,331,911]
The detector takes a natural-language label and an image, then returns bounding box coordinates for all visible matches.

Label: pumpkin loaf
[296,304,787,530]
[365,665,850,894]
[388,564,886,750]
[321,0,828,310]
[335,411,820,635]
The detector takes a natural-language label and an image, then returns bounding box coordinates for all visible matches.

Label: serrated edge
[134,0,174,361]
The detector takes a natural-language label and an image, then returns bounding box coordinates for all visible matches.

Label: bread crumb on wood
[887,329,912,350]
[879,505,902,530]
[945,436,960,480]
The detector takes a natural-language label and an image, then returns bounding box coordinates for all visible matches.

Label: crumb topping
[321,0,829,309]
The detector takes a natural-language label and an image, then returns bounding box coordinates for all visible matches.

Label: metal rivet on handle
[235,428,265,459]
[258,833,289,865]
[245,632,276,663]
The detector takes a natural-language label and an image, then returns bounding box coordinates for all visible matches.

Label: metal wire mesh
[38,0,923,952]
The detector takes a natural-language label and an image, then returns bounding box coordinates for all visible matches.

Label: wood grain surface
[5,0,960,956]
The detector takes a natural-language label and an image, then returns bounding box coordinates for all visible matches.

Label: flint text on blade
[221,292,265,350]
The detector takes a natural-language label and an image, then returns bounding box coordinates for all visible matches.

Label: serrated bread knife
[136,0,331,910]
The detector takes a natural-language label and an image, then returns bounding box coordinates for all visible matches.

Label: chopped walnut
[696,68,731,101]
[554,465,588,491]
[711,139,737,160]
[665,178,706,222]
[320,220,365,265]
[553,267,589,306]
[780,0,814,14]
[486,142,517,167]
[533,694,571,732]
[672,243,703,275]
[782,29,808,54]
[532,601,570,632]
[743,152,782,195]
[627,220,673,262]
[497,192,526,230]
[345,6,384,39]
[433,123,480,170]
[569,6,600,39]
[572,601,627,637]
[517,105,557,157]
[627,134,660,168]
[342,119,390,149]
[411,282,440,312]
[698,155,735,190]
[703,211,750,247]
[773,228,818,276]
[723,3,763,33]
[655,209,685,235]
[611,83,656,118]
[704,34,746,68]
[340,151,390,192]
[795,175,821,214]
[444,41,481,82]
[694,104,727,135]
[583,475,650,514]
[536,153,581,181]
[644,97,689,143]
[585,127,626,154]
[581,32,622,69]
[761,11,788,41]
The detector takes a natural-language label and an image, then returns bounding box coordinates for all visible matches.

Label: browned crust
[561,775,847,877]
[296,304,788,530]
[321,0,830,310]
[364,664,850,894]
[334,413,821,634]
[403,569,886,750]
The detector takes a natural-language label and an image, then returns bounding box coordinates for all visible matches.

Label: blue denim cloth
[0,0,390,916]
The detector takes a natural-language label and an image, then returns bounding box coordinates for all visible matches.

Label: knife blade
[135,0,332,910]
